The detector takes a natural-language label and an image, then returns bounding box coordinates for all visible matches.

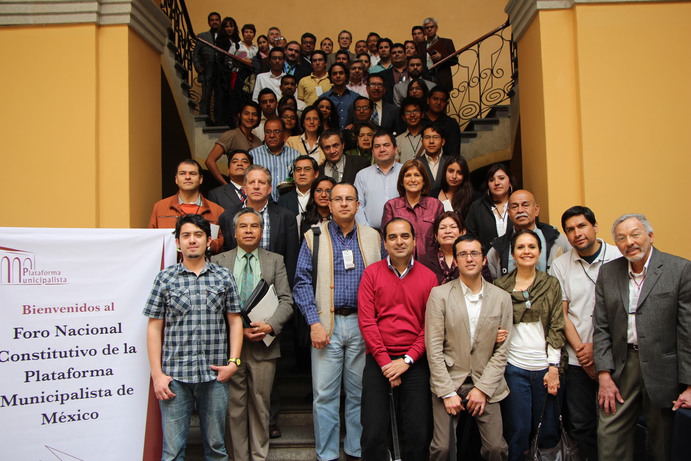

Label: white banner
[0,228,177,461]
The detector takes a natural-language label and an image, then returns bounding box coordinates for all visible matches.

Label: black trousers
[564,365,598,461]
[360,354,432,461]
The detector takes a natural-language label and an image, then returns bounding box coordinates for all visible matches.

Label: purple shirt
[381,195,444,260]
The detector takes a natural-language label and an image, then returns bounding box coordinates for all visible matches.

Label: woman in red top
[381,159,444,260]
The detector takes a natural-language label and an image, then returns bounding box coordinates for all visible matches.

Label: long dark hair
[481,163,518,203]
[217,17,241,50]
[440,156,474,218]
[300,176,337,237]
[316,97,341,131]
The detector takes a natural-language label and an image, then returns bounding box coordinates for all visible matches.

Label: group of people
[144,14,691,461]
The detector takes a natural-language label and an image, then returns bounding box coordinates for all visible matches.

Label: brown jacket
[148,194,225,254]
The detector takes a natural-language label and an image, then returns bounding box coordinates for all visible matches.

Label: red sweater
[358,259,438,367]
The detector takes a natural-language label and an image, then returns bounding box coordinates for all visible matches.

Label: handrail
[430,20,510,71]
[429,19,515,126]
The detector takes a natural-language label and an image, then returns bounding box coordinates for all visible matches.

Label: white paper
[247,284,280,346]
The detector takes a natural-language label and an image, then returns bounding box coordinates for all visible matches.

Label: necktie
[371,104,380,125]
[238,186,247,203]
[239,253,255,306]
[331,163,341,182]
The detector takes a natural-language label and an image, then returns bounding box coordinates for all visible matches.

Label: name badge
[343,250,355,270]
[316,86,324,97]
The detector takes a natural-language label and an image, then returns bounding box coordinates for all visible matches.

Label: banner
[0,228,177,461]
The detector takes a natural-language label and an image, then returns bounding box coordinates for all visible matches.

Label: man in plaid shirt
[144,214,243,461]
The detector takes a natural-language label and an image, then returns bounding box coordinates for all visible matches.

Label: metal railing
[432,20,516,128]
[160,0,200,109]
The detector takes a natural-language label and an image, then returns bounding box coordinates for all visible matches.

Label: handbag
[526,394,581,461]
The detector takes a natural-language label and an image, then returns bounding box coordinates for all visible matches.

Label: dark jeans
[361,354,431,461]
[565,365,598,461]
[502,363,561,461]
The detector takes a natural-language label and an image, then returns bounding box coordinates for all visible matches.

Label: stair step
[488,104,510,118]
[202,125,231,134]
[460,131,478,143]
[467,117,500,131]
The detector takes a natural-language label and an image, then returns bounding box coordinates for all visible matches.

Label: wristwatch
[403,355,414,365]
[228,357,241,366]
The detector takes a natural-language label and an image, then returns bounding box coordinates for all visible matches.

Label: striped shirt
[143,262,241,383]
[249,144,300,201]
[293,220,366,325]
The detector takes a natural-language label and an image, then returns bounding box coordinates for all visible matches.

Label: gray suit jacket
[211,247,294,361]
[593,247,691,407]
[425,279,513,402]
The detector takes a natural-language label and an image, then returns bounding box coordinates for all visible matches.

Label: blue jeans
[159,379,229,461]
[311,315,365,460]
[502,363,561,461]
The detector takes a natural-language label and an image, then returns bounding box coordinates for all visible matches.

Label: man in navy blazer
[219,165,299,285]
[593,213,691,461]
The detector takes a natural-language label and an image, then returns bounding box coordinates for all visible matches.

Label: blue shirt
[143,262,241,383]
[322,87,359,129]
[293,220,365,325]
[249,144,301,201]
[354,162,402,229]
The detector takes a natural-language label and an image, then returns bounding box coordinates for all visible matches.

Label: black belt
[628,343,639,351]
[334,307,357,316]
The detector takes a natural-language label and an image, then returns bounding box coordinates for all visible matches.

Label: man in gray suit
[593,213,691,461]
[426,234,512,461]
[212,208,293,461]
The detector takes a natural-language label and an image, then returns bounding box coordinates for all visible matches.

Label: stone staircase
[460,104,513,172]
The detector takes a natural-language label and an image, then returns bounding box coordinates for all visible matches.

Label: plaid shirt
[249,144,300,201]
[294,220,366,325]
[143,262,241,383]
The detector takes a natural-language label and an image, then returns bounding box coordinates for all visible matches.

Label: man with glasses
[327,30,356,67]
[319,130,369,184]
[354,130,402,231]
[279,155,319,217]
[248,117,300,201]
[298,50,332,106]
[426,233,512,460]
[300,33,316,64]
[363,73,398,134]
[294,183,383,461]
[253,47,286,103]
[417,17,458,92]
[396,97,425,163]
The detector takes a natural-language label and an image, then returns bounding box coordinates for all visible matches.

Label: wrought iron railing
[432,20,516,128]
[160,0,200,109]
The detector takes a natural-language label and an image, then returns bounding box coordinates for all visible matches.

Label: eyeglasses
[367,83,384,88]
[404,109,421,115]
[330,197,357,203]
[614,232,644,243]
[457,251,482,259]
[354,106,371,112]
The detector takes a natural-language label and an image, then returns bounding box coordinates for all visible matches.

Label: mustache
[514,212,529,219]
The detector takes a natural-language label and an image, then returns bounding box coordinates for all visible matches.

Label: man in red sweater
[358,217,438,460]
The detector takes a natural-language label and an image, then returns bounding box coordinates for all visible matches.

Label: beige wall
[516,1,691,258]
[2,23,162,229]
[186,1,509,50]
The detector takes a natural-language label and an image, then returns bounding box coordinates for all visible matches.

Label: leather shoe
[269,424,282,439]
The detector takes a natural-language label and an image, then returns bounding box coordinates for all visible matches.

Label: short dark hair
[510,229,542,253]
[355,121,377,136]
[320,129,345,146]
[208,12,221,22]
[257,88,277,101]
[373,129,396,147]
[294,154,318,170]
[453,233,483,258]
[330,182,358,200]
[335,49,350,58]
[384,217,415,239]
[391,43,406,52]
[411,25,424,34]
[367,32,381,40]
[301,32,316,42]
[482,163,518,200]
[377,38,393,49]
[241,24,255,33]
[366,73,384,85]
[239,100,260,116]
[328,63,349,79]
[428,86,450,101]
[399,97,424,115]
[175,214,211,240]
[228,149,253,165]
[353,96,373,110]
[281,74,297,85]
[269,47,285,58]
[176,158,202,175]
[311,50,326,61]
[433,211,465,243]
[422,121,446,140]
[561,205,597,231]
